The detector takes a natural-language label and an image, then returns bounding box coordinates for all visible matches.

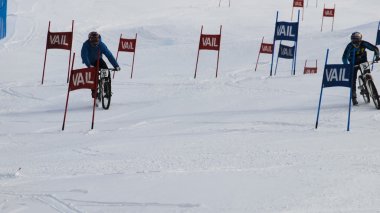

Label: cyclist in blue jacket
[81,31,120,98]
[342,32,379,105]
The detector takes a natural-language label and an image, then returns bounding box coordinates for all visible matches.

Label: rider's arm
[81,42,91,67]
[342,44,352,64]
[362,41,380,58]
[100,42,119,69]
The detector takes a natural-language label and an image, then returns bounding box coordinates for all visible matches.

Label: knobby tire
[358,76,370,103]
[367,80,380,109]
[101,78,111,110]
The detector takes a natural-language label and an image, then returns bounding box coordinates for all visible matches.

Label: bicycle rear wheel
[367,80,380,109]
[358,76,370,103]
[101,79,111,110]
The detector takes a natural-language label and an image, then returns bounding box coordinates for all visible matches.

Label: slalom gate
[371,21,380,71]
[62,52,99,131]
[194,25,222,79]
[291,0,304,21]
[41,20,74,84]
[306,0,318,8]
[219,0,230,8]
[113,33,138,79]
[270,11,300,76]
[321,4,335,32]
[315,49,355,131]
[304,60,318,74]
[254,36,273,71]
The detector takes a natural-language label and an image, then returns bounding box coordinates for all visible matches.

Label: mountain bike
[97,68,117,110]
[356,61,380,109]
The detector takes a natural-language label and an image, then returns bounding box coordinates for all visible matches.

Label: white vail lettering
[49,35,68,46]
[73,73,85,86]
[202,38,218,47]
[281,48,293,56]
[262,45,272,52]
[277,25,295,37]
[325,10,333,16]
[86,72,94,84]
[326,68,349,82]
[72,72,94,86]
[122,41,134,50]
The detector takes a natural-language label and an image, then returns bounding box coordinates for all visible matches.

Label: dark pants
[352,66,359,99]
[91,58,109,98]
[90,58,109,69]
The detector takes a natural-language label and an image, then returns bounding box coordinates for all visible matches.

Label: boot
[352,97,358,106]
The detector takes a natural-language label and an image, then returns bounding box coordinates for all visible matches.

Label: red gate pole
[91,51,101,130]
[302,4,304,21]
[130,33,138,79]
[113,34,122,79]
[194,26,203,79]
[62,52,75,131]
[320,4,325,32]
[316,60,318,70]
[215,25,222,78]
[291,6,294,21]
[305,60,307,73]
[41,21,51,85]
[66,20,74,83]
[255,37,264,71]
[331,4,335,32]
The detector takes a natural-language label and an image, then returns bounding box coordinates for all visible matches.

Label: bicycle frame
[355,61,380,109]
[97,68,115,109]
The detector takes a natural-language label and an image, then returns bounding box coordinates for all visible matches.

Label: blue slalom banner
[323,64,352,88]
[270,11,300,76]
[274,22,299,42]
[274,42,296,75]
[278,44,295,59]
[0,0,6,39]
[315,49,355,131]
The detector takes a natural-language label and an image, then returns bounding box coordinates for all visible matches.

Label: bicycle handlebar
[100,68,119,72]
[354,60,378,68]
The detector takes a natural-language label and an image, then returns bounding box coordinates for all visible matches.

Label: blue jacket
[81,39,119,68]
[342,40,379,65]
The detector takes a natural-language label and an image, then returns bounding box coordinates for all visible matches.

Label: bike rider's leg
[89,59,109,99]
[352,66,359,105]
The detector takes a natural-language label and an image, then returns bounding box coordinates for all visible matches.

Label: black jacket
[342,40,379,65]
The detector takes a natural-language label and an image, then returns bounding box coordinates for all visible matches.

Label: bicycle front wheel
[358,76,370,103]
[367,80,380,109]
[101,79,111,110]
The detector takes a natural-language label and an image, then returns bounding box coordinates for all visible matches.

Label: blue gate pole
[315,49,329,129]
[371,21,380,71]
[347,49,356,132]
[0,0,7,39]
[274,41,281,75]
[270,11,279,76]
[293,10,300,75]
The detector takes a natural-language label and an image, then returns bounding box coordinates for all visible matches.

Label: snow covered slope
[1,0,380,212]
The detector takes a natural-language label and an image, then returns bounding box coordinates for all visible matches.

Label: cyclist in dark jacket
[81,31,120,99]
[342,32,379,105]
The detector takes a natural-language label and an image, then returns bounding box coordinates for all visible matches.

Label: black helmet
[88,31,100,46]
[351,32,362,47]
